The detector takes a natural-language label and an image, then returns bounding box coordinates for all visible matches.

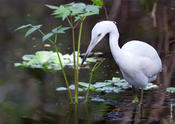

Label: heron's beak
[81,40,95,65]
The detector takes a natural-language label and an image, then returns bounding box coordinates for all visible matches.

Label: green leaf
[91,98,105,102]
[14,51,99,72]
[48,2,100,22]
[73,5,99,22]
[78,96,85,100]
[53,5,70,20]
[91,0,103,8]
[22,55,35,61]
[69,84,83,91]
[57,27,70,33]
[51,26,62,33]
[94,82,111,88]
[56,87,67,91]
[70,3,86,10]
[69,7,84,16]
[85,57,97,63]
[52,26,70,34]
[86,5,99,14]
[42,33,53,42]
[78,82,90,88]
[25,25,42,37]
[46,4,59,10]
[144,83,158,90]
[166,87,175,93]
[74,16,82,22]
[42,26,70,42]
[93,52,103,55]
[14,63,22,67]
[35,51,53,64]
[15,24,32,31]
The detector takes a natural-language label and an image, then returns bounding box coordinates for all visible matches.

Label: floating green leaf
[77,96,85,100]
[56,87,67,91]
[25,25,42,37]
[69,84,83,92]
[93,82,111,88]
[85,57,97,63]
[166,87,175,93]
[14,63,22,67]
[56,77,158,94]
[57,77,129,94]
[91,98,105,102]
[78,82,90,88]
[144,83,158,90]
[14,51,99,72]
[22,55,35,61]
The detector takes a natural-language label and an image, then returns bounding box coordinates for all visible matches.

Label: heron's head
[81,21,117,64]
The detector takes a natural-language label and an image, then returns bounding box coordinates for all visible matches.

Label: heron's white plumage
[121,40,162,88]
[83,21,162,89]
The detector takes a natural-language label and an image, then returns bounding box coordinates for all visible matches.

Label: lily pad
[93,82,111,88]
[166,87,175,93]
[69,84,84,92]
[91,98,105,102]
[56,77,159,94]
[56,87,67,91]
[144,83,158,90]
[56,77,129,94]
[14,51,99,72]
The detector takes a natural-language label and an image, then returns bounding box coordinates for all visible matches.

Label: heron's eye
[97,33,101,37]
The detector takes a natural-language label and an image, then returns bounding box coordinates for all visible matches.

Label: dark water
[0,0,175,124]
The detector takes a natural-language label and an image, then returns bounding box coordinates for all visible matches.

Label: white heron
[81,21,162,103]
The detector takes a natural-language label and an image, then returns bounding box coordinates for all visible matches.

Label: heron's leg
[138,89,144,118]
[132,86,138,103]
[140,89,144,105]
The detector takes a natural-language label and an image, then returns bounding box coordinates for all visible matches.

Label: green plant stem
[38,29,73,103]
[84,60,104,103]
[38,29,53,43]
[75,18,85,103]
[53,42,73,103]
[74,104,78,124]
[54,33,57,43]
[84,69,94,103]
[72,27,78,103]
[76,18,85,73]
[67,17,78,103]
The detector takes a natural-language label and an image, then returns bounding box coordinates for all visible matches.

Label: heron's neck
[109,31,126,67]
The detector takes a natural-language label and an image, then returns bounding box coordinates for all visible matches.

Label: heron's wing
[121,40,162,79]
[121,40,157,60]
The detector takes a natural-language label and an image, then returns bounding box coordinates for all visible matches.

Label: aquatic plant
[15,0,103,103]
[14,51,98,72]
[56,77,158,102]
[166,87,175,93]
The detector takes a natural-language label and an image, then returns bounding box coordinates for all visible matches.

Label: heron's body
[82,21,162,90]
[116,40,161,88]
